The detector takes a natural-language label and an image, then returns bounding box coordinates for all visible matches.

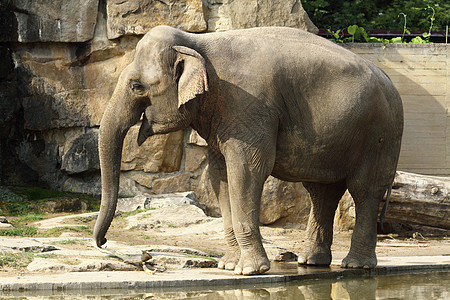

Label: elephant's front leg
[223,141,274,275]
[207,148,240,270]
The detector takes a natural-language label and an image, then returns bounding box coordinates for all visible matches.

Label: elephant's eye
[130,80,145,93]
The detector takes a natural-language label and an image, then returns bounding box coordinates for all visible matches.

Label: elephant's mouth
[137,114,153,146]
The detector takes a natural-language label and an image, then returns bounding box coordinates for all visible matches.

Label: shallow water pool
[1,270,449,299]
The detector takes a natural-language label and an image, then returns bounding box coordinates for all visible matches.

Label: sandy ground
[97,215,450,262]
[150,225,450,259]
[1,210,449,277]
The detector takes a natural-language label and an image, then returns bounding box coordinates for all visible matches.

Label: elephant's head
[93,26,208,247]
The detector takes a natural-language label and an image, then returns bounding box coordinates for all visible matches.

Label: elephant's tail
[379,185,392,232]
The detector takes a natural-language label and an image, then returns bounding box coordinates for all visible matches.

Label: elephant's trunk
[93,77,148,247]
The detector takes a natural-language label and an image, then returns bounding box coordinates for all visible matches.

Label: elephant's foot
[233,249,270,275]
[298,246,331,266]
[218,247,240,270]
[341,252,377,269]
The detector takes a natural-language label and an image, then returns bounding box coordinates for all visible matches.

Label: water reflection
[1,271,449,299]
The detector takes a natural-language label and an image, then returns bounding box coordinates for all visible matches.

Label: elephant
[93,25,403,275]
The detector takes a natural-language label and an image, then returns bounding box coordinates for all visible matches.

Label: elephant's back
[197,27,376,87]
[197,26,356,63]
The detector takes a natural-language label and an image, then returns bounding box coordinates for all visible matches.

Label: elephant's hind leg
[343,135,398,269]
[299,181,347,266]
[342,183,386,269]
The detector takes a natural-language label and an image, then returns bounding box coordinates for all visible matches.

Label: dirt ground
[1,212,449,277]
[103,215,450,260]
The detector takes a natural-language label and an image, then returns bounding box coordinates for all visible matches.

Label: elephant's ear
[173,46,208,108]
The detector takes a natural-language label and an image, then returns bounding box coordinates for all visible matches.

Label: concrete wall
[346,44,449,176]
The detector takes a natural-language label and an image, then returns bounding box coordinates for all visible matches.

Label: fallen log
[382,171,450,230]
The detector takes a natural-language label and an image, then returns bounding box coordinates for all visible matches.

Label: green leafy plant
[332,12,436,44]
[397,9,433,43]
[347,25,385,43]
[398,13,411,42]
[421,5,435,42]
[346,25,389,43]
[327,28,345,43]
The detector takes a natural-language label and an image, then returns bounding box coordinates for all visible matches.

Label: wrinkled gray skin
[94,26,403,275]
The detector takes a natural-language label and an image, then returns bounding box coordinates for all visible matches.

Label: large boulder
[14,40,136,131]
[260,177,311,226]
[204,0,318,33]
[195,167,312,226]
[61,130,100,175]
[3,0,99,42]
[106,0,207,39]
[121,125,184,173]
[15,44,91,130]
[152,174,192,194]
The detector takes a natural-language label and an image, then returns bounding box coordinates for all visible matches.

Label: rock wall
[0,0,318,226]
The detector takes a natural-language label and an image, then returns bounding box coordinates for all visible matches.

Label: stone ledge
[342,43,450,48]
[1,258,449,292]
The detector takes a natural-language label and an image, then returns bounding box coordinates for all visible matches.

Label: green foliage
[327,29,345,43]
[0,187,24,202]
[347,25,371,42]
[410,36,429,43]
[302,0,449,31]
[41,226,92,237]
[0,252,35,269]
[302,0,330,22]
[186,254,217,262]
[329,24,434,44]
[21,187,68,201]
[398,13,410,42]
[0,185,101,216]
[37,253,58,259]
[0,226,37,237]
[0,201,35,216]
[14,213,44,224]
[53,239,86,245]
[72,215,96,223]
[140,234,151,240]
[303,0,380,30]
[372,0,446,31]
